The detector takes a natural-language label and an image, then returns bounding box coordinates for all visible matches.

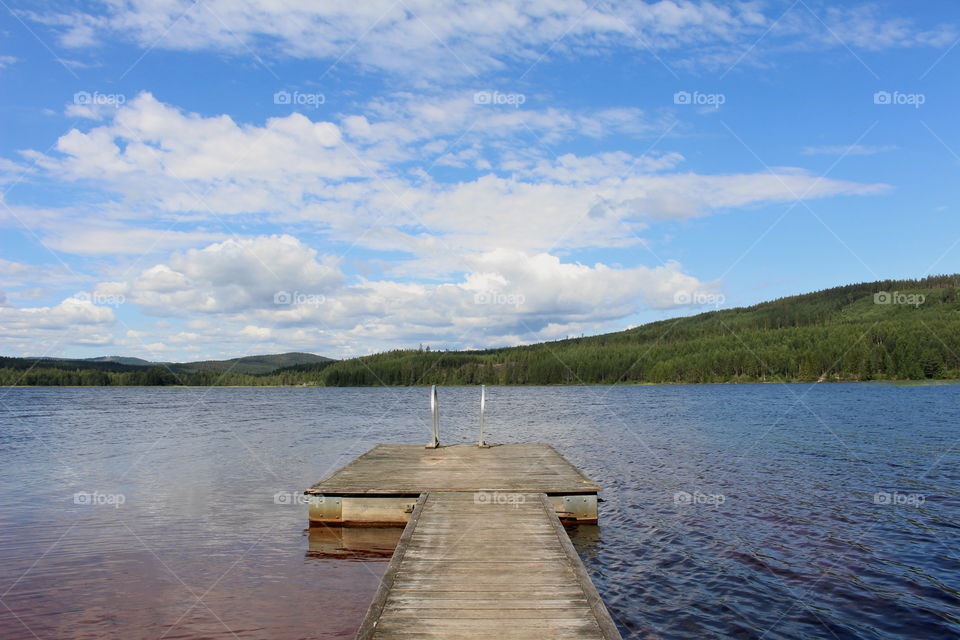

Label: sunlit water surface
[1,384,958,639]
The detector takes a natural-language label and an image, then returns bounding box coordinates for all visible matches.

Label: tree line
[4,275,960,386]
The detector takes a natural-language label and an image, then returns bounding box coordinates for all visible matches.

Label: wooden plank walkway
[309,443,620,638]
[310,443,600,494]
[357,492,621,640]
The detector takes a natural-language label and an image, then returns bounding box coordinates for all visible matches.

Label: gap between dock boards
[356,491,622,640]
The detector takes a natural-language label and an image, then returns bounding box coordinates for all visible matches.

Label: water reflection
[306,526,403,559]
[567,524,602,560]
[305,522,603,561]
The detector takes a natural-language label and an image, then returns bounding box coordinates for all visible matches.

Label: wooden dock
[306,444,602,525]
[306,443,621,639]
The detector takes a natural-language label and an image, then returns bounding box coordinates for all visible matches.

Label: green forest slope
[314,275,960,386]
[3,276,960,386]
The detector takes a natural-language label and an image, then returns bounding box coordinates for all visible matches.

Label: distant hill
[83,356,157,366]
[1,356,146,374]
[1,352,333,378]
[173,352,334,375]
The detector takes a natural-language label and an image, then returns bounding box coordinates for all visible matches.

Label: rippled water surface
[1,384,958,639]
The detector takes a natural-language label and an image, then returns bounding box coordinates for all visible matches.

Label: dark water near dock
[0,384,958,639]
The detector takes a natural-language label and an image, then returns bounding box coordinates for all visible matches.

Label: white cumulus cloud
[127,235,343,315]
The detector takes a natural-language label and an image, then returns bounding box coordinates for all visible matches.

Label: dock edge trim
[355,492,428,639]
[538,493,623,639]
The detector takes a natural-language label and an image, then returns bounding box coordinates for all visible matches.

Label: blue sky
[1,1,958,361]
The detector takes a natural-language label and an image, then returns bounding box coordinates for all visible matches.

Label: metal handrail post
[426,385,440,448]
[478,384,489,448]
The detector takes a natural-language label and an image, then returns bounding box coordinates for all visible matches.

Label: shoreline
[2,379,958,389]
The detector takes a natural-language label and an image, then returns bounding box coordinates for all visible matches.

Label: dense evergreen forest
[4,275,960,386]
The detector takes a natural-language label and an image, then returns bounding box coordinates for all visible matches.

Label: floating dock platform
[306,443,601,525]
[306,442,620,639]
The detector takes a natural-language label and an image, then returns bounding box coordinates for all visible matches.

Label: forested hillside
[314,275,960,385]
[3,275,960,386]
[0,352,332,385]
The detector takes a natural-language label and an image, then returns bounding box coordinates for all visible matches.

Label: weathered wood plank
[355,494,429,640]
[316,442,617,638]
[358,492,621,640]
[310,443,600,494]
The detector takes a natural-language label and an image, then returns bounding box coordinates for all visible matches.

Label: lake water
[0,384,958,639]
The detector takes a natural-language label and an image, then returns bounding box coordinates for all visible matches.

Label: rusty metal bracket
[308,495,342,522]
